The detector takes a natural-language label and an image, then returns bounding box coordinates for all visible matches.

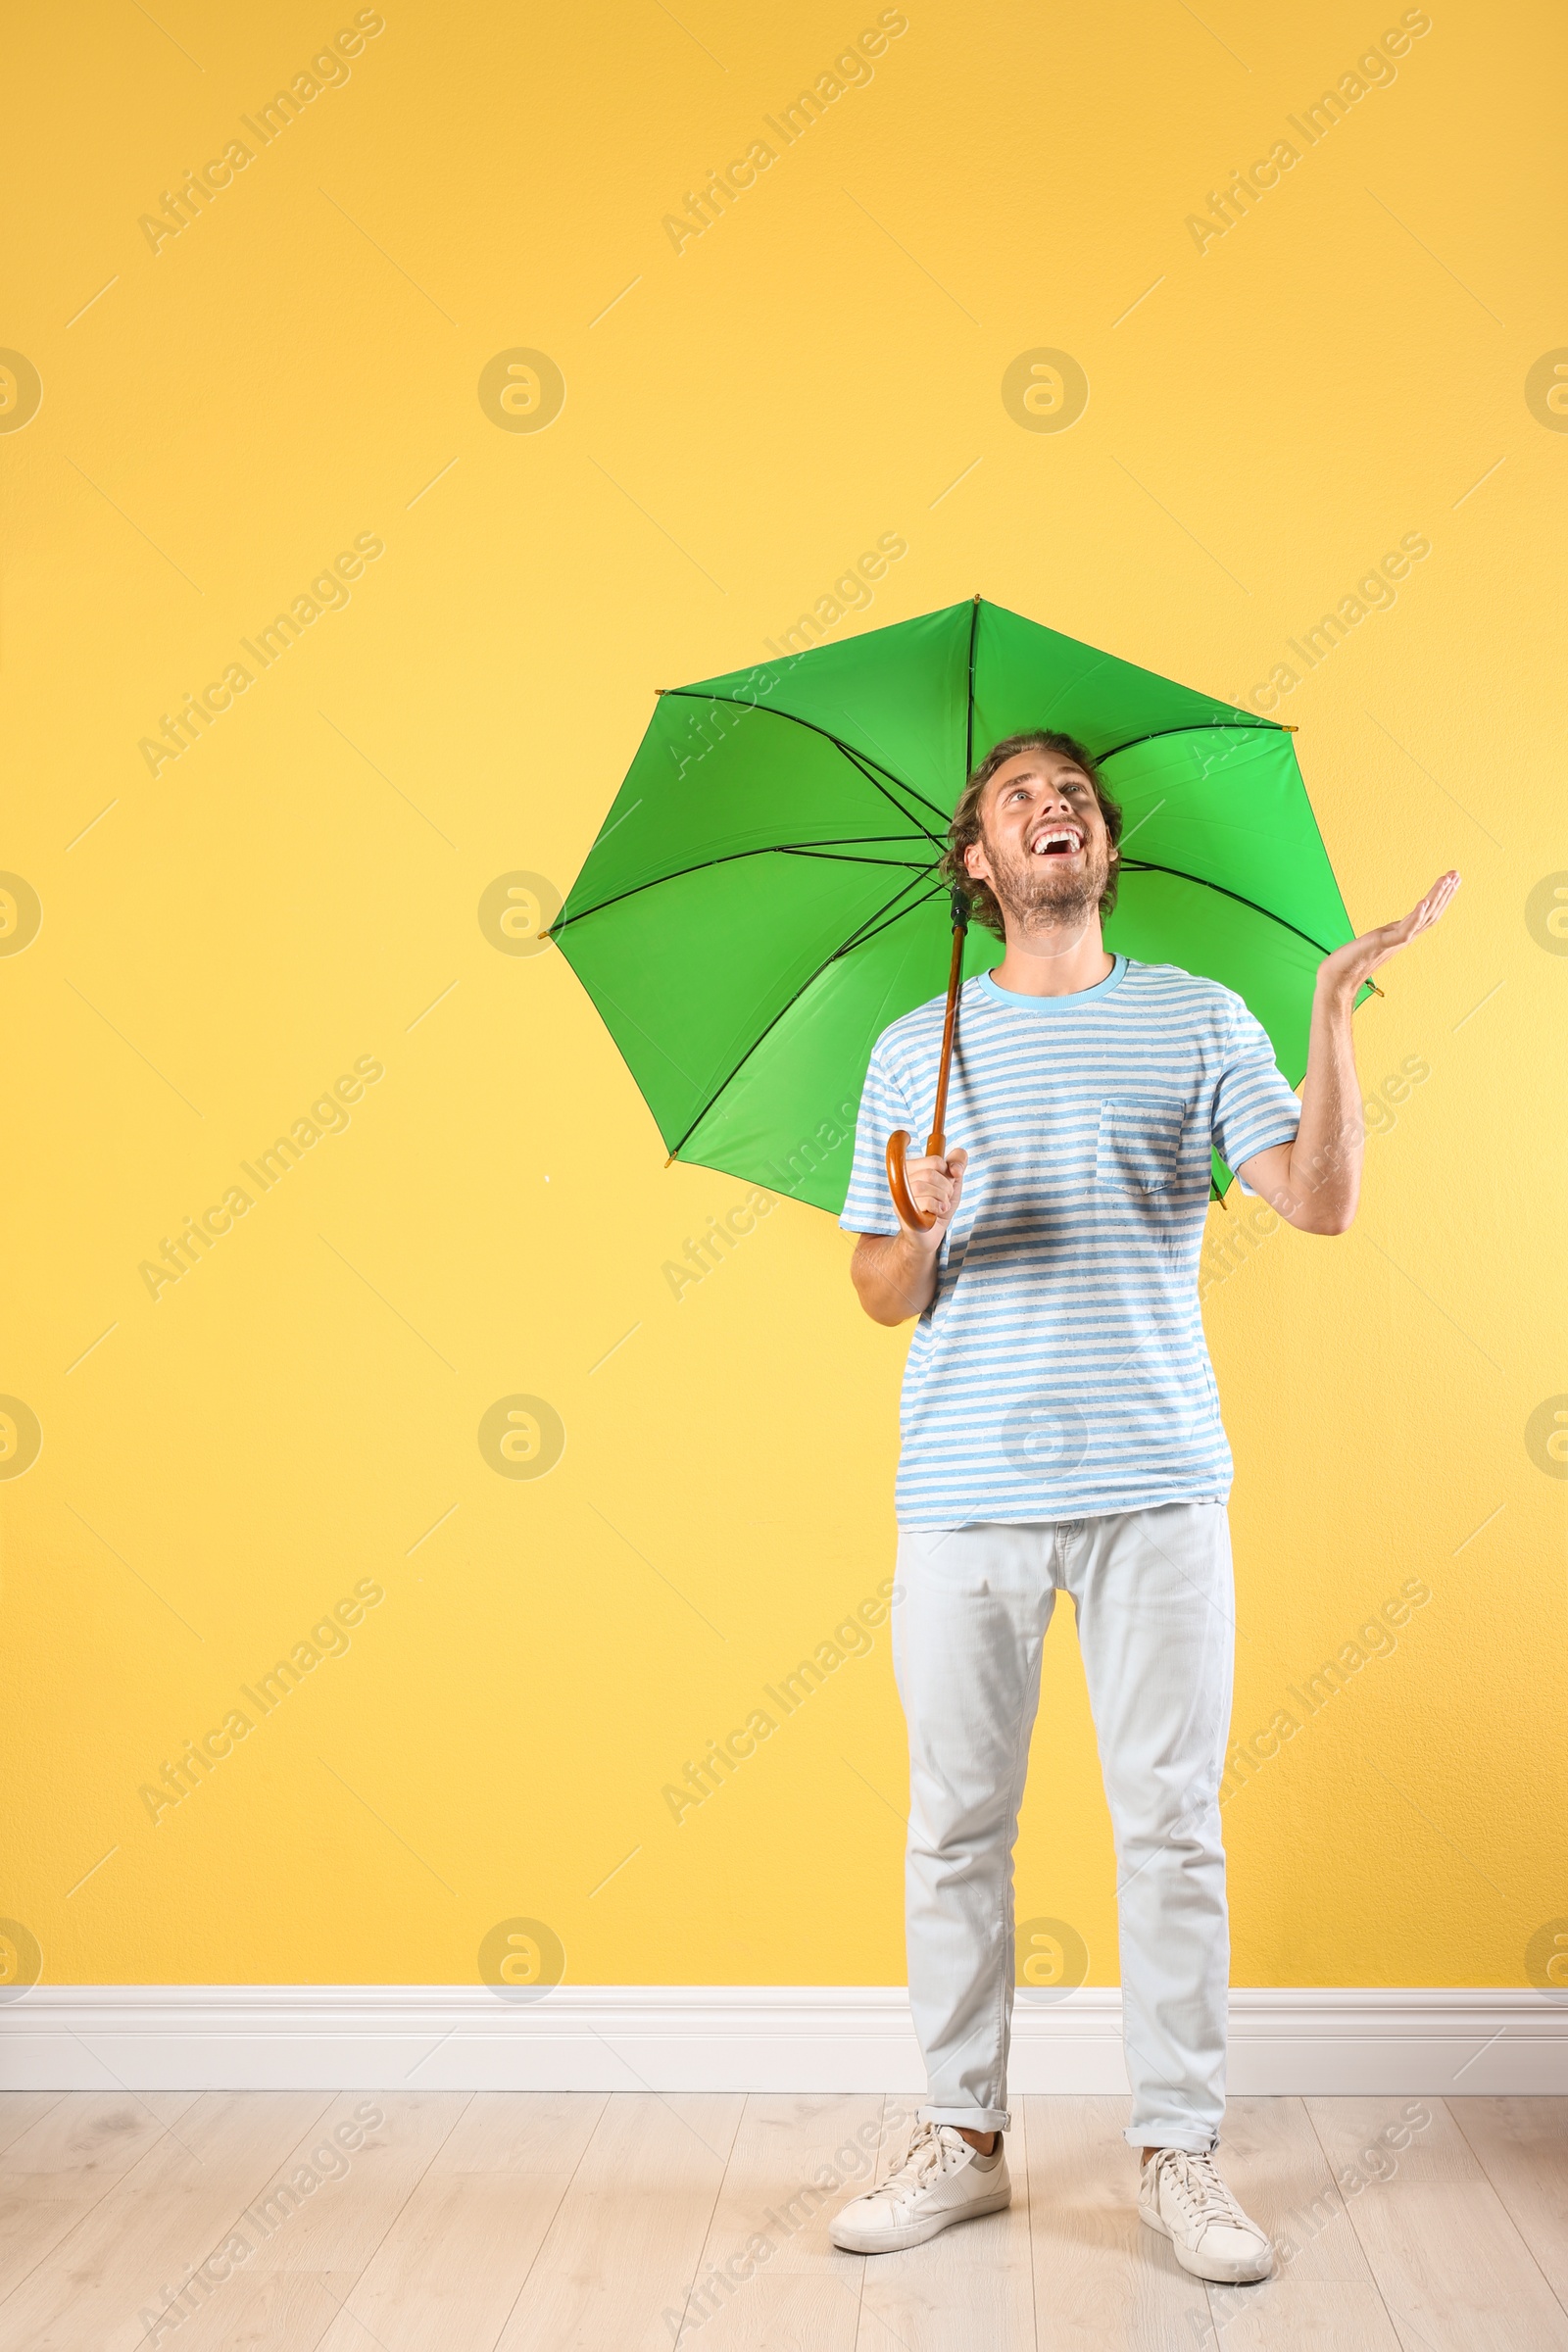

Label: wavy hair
[938,728,1123,940]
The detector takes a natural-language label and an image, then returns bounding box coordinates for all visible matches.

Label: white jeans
[892,1503,1236,2152]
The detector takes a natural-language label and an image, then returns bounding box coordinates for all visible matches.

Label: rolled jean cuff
[921,2104,1010,2132]
[1123,2124,1219,2154]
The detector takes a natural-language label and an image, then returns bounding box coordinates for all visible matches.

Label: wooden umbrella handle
[886,898,968,1233]
[885,1126,933,1230]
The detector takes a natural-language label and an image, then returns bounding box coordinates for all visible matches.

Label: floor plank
[139,2267,353,2349]
[1202,2101,1401,2351]
[1214,2097,1376,2280]
[858,2097,1034,2352]
[0,2087,202,2179]
[666,2090,905,2348]
[0,2091,1563,2352]
[235,2089,470,2276]
[0,2091,203,2304]
[157,2090,472,2350]
[1203,2281,1409,2351]
[0,2092,66,2160]
[1449,2097,1568,2307]
[1306,2096,1568,2351]
[312,2090,610,2352]
[493,2093,743,2352]
[0,2090,335,2352]
[1023,2096,1209,2351]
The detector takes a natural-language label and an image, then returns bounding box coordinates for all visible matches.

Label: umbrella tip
[664,1152,676,1167]
[972,592,981,604]
[1280,722,1299,732]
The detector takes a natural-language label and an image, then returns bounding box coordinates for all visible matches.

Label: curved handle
[884,894,967,1235]
[886,1128,936,1232]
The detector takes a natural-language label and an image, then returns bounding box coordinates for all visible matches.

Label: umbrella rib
[776,846,931,867]
[1096,716,1283,763]
[824,862,948,960]
[549,842,939,934]
[831,878,949,962]
[964,597,980,779]
[1100,717,1359,946]
[838,859,1348,999]
[659,687,951,838]
[1118,858,1341,956]
[664,864,946,1160]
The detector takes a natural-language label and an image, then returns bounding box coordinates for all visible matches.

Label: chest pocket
[1095,1095,1186,1197]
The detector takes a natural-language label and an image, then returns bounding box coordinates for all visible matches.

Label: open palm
[1320,869,1461,994]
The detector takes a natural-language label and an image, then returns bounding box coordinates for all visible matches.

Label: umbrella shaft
[925,920,966,1154]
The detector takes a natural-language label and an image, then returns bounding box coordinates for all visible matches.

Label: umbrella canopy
[549,598,1364,1211]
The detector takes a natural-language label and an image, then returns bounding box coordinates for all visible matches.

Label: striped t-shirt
[839,956,1303,1528]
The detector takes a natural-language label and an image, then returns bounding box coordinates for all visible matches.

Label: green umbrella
[549,597,1366,1213]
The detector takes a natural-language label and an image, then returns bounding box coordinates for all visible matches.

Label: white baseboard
[3,1986,1564,2095]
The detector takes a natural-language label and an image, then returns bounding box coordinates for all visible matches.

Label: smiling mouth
[1030,826,1084,858]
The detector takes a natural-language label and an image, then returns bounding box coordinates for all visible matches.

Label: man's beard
[986,831,1109,933]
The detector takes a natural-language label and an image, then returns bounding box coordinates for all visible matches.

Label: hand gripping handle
[886,1125,937,1231]
[885,894,968,1234]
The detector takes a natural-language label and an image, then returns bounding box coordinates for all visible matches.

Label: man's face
[962,747,1116,930]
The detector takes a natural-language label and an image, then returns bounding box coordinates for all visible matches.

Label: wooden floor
[1,2089,1565,2349]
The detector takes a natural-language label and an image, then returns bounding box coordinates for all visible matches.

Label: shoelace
[879,2123,967,2206]
[1152,2149,1250,2232]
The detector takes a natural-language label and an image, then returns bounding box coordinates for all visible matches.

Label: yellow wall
[4,0,1564,1994]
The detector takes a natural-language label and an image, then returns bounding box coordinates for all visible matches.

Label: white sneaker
[830,2121,1011,2253]
[1139,2147,1275,2283]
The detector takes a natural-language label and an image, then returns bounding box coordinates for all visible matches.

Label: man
[829,727,1458,2278]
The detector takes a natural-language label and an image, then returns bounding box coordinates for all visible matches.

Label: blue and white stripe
[839,956,1303,1529]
